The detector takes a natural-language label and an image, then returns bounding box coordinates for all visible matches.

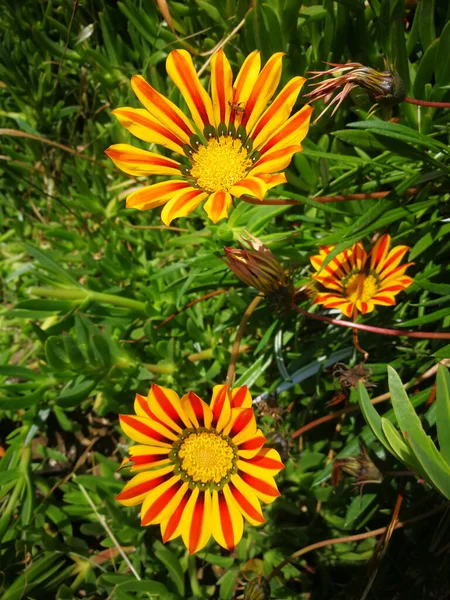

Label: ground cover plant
[1,0,450,598]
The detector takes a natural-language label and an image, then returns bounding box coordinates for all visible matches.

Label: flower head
[223,232,294,307]
[117,383,284,553]
[306,60,405,121]
[106,50,312,225]
[310,234,413,318]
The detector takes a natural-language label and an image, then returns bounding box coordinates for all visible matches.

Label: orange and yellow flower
[117,383,284,553]
[106,49,312,225]
[310,234,413,318]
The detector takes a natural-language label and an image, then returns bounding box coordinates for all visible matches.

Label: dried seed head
[332,445,383,489]
[243,577,271,600]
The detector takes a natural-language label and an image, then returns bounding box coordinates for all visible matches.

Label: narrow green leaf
[436,365,450,464]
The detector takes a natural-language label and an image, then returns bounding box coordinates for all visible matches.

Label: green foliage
[1,0,450,599]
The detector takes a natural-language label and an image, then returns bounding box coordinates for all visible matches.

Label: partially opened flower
[117,383,284,553]
[106,49,312,225]
[310,234,413,318]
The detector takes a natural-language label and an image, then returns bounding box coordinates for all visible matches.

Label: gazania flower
[310,234,413,318]
[223,232,294,306]
[306,60,405,121]
[117,383,284,553]
[106,49,312,225]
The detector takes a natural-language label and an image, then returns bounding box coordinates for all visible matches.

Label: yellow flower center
[345,273,379,303]
[190,136,252,193]
[178,432,234,484]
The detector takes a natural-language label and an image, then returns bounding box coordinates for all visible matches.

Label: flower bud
[243,577,271,600]
[332,445,383,488]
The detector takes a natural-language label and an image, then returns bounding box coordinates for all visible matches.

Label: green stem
[0,445,31,542]
[29,286,147,315]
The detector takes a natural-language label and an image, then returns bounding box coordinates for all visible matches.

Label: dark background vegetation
[0,0,449,598]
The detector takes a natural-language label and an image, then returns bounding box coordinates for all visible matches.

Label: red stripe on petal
[239,436,266,451]
[152,384,184,428]
[219,492,235,550]
[120,415,173,444]
[231,386,248,408]
[246,456,284,470]
[188,391,206,426]
[171,52,210,126]
[212,385,228,426]
[162,490,191,542]
[229,482,265,523]
[190,494,205,554]
[135,394,152,418]
[116,109,184,148]
[141,481,182,526]
[259,106,313,155]
[131,454,167,466]
[372,295,396,304]
[240,472,280,497]
[116,474,167,502]
[230,409,253,438]
[373,235,390,265]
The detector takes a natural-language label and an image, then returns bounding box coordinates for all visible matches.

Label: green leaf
[24,243,82,286]
[357,383,397,457]
[154,543,185,596]
[436,365,450,464]
[381,418,421,472]
[406,434,450,500]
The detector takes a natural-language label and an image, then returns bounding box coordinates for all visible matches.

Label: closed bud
[223,232,294,309]
[306,59,406,120]
[243,577,271,600]
[332,445,383,488]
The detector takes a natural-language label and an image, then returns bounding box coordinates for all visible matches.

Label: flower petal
[257,173,287,190]
[230,386,252,408]
[370,234,391,270]
[251,76,306,148]
[210,385,232,433]
[230,176,268,200]
[259,104,313,156]
[203,191,232,223]
[160,188,207,226]
[116,465,174,506]
[161,488,193,542]
[112,108,186,154]
[210,49,233,126]
[229,475,265,525]
[105,144,181,176]
[236,471,280,504]
[211,488,244,551]
[240,448,284,475]
[166,50,214,130]
[237,429,267,460]
[119,414,178,447]
[250,145,301,176]
[181,391,213,429]
[148,384,192,433]
[131,75,194,143]
[126,445,171,472]
[180,488,212,554]
[141,477,189,526]
[231,51,261,126]
[134,393,154,419]
[240,53,285,134]
[223,407,257,446]
[126,181,192,211]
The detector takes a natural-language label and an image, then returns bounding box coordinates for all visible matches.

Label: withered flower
[306,60,406,121]
[243,577,271,600]
[333,362,376,391]
[223,232,295,308]
[332,445,383,489]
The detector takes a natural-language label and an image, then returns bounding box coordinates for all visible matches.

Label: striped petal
[370,234,391,270]
[127,445,171,472]
[250,145,302,176]
[230,176,268,200]
[141,477,189,526]
[250,76,306,148]
[350,242,368,271]
[112,108,185,154]
[237,429,267,460]
[105,144,181,176]
[257,173,287,190]
[181,391,213,429]
[259,105,313,156]
[211,488,244,551]
[240,53,285,134]
[161,488,193,542]
[116,465,174,506]
[126,181,192,211]
[180,488,212,554]
[210,385,232,433]
[378,246,411,278]
[203,191,232,223]
[134,393,154,420]
[230,51,261,126]
[230,386,252,409]
[235,471,280,505]
[240,448,284,475]
[119,414,178,447]
[211,49,233,126]
[229,475,265,525]
[223,407,257,446]
[160,188,207,226]
[166,50,214,130]
[148,384,192,433]
[131,75,193,143]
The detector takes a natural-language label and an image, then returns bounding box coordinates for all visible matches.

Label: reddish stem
[293,304,450,339]
[154,289,227,330]
[405,96,450,109]
[241,188,418,206]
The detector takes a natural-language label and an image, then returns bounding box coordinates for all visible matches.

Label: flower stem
[404,97,450,108]
[241,188,418,206]
[292,304,450,339]
[29,286,147,315]
[226,295,262,387]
